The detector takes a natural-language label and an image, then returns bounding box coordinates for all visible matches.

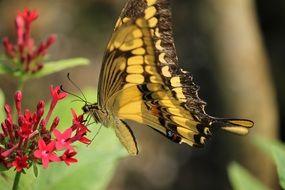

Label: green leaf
[33,164,38,178]
[272,146,285,189]
[253,136,285,189]
[228,162,272,190]
[25,58,90,80]
[0,171,13,189]
[0,64,13,75]
[252,135,285,159]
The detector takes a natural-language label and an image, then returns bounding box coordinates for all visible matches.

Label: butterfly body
[84,0,253,155]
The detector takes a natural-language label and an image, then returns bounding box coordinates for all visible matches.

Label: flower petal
[42,157,49,168]
[62,128,72,139]
[49,153,60,162]
[38,139,46,150]
[46,140,56,152]
[53,128,61,140]
[34,150,41,158]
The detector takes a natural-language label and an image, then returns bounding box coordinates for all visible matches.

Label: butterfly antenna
[67,73,89,103]
[60,85,87,103]
[70,99,88,103]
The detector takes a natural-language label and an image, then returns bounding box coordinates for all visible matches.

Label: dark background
[256,0,285,141]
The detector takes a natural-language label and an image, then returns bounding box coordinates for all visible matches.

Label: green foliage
[33,164,38,178]
[253,136,285,159]
[0,88,128,190]
[0,64,13,75]
[228,136,285,190]
[228,162,271,190]
[254,136,285,189]
[27,58,89,80]
[0,57,89,81]
[272,146,285,189]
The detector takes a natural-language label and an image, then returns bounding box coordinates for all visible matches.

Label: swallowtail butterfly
[83,0,254,155]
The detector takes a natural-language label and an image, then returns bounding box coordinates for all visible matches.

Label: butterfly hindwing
[114,120,138,155]
[112,84,211,147]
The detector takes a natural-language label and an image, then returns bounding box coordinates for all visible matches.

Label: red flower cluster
[2,8,56,73]
[0,86,90,172]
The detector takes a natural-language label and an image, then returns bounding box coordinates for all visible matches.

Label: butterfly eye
[82,105,89,113]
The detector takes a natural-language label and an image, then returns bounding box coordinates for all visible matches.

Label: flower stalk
[12,172,21,190]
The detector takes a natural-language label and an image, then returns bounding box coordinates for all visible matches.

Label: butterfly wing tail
[212,118,254,135]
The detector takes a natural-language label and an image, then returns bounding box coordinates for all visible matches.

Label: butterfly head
[82,103,106,124]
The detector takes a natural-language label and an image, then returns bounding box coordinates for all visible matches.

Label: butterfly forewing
[98,17,163,107]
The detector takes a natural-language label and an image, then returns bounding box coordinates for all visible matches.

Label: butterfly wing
[114,120,138,155]
[112,84,253,147]
[97,0,253,151]
[137,0,254,137]
[97,0,166,154]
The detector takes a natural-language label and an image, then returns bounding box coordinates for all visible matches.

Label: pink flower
[12,155,29,172]
[18,124,32,138]
[53,128,74,151]
[34,139,60,168]
[16,9,38,49]
[2,37,15,58]
[71,109,90,133]
[0,86,90,171]
[78,136,91,145]
[71,109,85,126]
[45,85,68,123]
[2,8,56,74]
[49,117,60,132]
[14,91,22,115]
[4,104,12,124]
[17,8,38,24]
[50,85,68,103]
[60,149,77,166]
[70,109,91,144]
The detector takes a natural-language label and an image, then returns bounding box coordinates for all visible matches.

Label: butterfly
[83,0,254,155]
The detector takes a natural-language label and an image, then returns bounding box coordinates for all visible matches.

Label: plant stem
[17,77,24,92]
[12,172,21,190]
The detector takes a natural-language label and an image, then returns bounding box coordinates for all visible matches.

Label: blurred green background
[0,0,284,189]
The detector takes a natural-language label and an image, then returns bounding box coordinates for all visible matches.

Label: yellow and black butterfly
[83,0,254,155]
